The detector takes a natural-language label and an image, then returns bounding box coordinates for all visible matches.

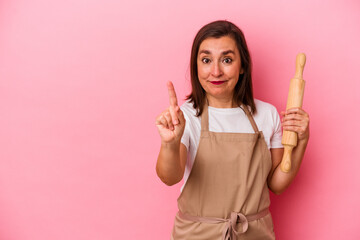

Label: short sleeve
[270,109,283,148]
[180,106,190,151]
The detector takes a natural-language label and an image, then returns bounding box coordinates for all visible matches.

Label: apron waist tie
[178,208,270,240]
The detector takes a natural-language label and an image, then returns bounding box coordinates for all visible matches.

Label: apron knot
[222,212,248,240]
[177,208,270,240]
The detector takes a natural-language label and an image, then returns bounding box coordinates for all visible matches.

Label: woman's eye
[223,58,232,64]
[202,58,210,64]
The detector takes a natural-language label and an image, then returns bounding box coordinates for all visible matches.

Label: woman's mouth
[210,81,226,85]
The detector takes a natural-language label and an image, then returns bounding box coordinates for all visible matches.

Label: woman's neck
[206,94,237,108]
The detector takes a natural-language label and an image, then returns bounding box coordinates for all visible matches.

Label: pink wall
[1,0,359,239]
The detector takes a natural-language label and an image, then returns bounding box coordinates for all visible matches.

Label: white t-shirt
[180,99,283,190]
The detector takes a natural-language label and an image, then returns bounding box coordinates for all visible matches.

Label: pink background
[1,0,359,239]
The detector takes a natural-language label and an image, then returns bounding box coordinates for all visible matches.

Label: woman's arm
[156,143,187,186]
[155,81,187,186]
[267,107,310,194]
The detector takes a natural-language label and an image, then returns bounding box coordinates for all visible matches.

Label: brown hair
[186,20,256,116]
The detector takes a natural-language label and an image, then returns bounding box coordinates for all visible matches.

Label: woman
[155,20,309,240]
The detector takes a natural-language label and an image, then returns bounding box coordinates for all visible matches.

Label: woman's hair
[186,20,256,116]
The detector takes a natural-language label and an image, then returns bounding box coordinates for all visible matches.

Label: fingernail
[174,120,178,125]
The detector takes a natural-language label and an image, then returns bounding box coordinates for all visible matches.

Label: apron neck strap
[201,99,210,132]
[241,104,259,134]
[200,99,260,134]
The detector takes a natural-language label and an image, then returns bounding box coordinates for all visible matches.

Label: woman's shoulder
[180,100,200,125]
[180,100,199,121]
[253,99,280,121]
[254,99,278,113]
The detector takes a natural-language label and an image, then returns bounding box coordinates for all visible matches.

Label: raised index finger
[167,81,178,108]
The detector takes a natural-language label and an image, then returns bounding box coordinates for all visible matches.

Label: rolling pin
[280,53,306,173]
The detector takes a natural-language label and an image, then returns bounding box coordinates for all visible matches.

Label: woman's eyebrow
[198,50,235,55]
[222,50,235,55]
[199,50,211,55]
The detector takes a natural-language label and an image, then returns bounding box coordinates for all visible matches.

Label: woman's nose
[211,62,223,77]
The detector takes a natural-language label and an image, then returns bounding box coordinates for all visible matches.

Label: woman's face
[197,36,243,101]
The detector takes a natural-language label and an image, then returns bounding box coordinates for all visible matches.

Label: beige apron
[171,102,275,240]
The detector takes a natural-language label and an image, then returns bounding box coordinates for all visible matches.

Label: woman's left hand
[281,108,310,142]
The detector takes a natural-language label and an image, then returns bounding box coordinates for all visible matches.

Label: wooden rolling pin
[280,53,306,173]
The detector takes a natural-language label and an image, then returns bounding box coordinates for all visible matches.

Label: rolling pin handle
[294,53,306,79]
[280,145,294,173]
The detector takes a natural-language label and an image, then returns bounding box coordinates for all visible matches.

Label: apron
[171,101,275,240]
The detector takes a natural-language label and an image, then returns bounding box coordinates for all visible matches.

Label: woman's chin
[206,90,232,99]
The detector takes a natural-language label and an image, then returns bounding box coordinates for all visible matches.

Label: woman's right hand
[155,81,186,144]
